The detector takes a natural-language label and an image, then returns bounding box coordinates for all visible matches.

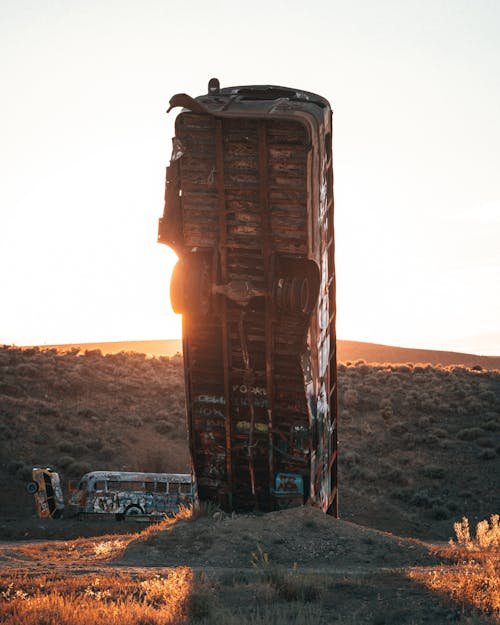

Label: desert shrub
[452,515,500,549]
[340,407,351,420]
[342,450,360,466]
[379,465,409,486]
[14,363,40,377]
[57,455,76,469]
[15,463,33,481]
[347,465,373,481]
[438,438,455,449]
[355,363,370,375]
[423,466,445,479]
[478,448,496,460]
[85,438,103,451]
[432,427,448,438]
[410,490,433,508]
[154,420,172,435]
[121,414,142,427]
[475,437,495,448]
[432,504,449,520]
[77,407,99,419]
[379,398,393,421]
[417,416,431,428]
[271,571,323,603]
[0,423,13,439]
[482,420,500,431]
[187,572,218,620]
[57,440,80,454]
[456,427,484,441]
[420,397,435,412]
[6,460,24,475]
[478,390,496,404]
[401,432,416,449]
[342,388,359,408]
[67,461,92,477]
[389,422,408,436]
[423,433,439,446]
[465,398,483,415]
[219,570,251,586]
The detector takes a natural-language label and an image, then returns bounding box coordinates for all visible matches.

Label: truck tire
[26,481,39,494]
[124,505,143,517]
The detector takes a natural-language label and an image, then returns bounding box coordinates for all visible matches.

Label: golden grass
[409,516,500,620]
[0,568,193,625]
[0,506,204,624]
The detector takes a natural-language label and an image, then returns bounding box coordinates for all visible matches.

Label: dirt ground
[120,506,440,570]
[1,506,495,624]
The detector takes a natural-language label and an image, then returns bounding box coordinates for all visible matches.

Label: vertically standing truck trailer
[158,78,338,515]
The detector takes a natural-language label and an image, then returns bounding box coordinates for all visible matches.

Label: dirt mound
[120,506,440,570]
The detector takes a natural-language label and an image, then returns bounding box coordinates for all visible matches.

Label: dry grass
[409,516,500,620]
[452,514,500,550]
[0,568,194,625]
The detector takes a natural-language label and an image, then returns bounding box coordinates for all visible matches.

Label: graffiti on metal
[69,471,194,517]
[158,78,338,515]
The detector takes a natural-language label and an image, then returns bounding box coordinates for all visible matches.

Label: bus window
[180,483,191,494]
[145,481,154,492]
[169,482,180,494]
[95,481,106,491]
[108,480,121,491]
[121,481,140,491]
[156,482,167,493]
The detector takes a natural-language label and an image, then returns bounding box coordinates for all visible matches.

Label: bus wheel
[125,505,143,517]
[26,481,39,494]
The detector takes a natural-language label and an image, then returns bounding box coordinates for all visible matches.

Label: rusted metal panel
[159,79,338,515]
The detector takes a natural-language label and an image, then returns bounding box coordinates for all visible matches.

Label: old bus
[158,79,338,515]
[69,471,194,519]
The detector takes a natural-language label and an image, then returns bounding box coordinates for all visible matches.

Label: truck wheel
[124,505,143,517]
[170,255,211,315]
[26,481,39,494]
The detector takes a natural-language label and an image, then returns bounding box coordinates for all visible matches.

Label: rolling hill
[22,339,500,369]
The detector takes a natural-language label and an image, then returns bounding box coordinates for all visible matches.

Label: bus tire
[124,505,143,517]
[26,481,39,494]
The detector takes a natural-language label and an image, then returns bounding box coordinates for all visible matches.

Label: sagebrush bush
[57,455,75,469]
[457,428,484,441]
[67,461,92,477]
[154,420,172,435]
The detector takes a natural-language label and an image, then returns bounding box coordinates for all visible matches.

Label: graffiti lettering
[197,407,225,418]
[197,395,225,404]
[232,385,267,396]
[234,397,268,408]
[275,475,301,493]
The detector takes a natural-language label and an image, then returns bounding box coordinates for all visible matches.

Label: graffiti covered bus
[69,471,194,519]
[158,78,338,515]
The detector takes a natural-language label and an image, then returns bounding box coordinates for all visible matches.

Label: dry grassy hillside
[33,338,500,369]
[0,346,498,540]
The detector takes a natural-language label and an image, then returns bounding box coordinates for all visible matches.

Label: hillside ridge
[19,338,500,369]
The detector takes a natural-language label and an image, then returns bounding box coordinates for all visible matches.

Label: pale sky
[1,0,499,355]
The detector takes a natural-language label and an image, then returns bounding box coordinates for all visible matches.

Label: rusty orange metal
[159,79,338,515]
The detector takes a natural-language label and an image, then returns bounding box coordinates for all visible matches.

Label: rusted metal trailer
[158,78,338,515]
